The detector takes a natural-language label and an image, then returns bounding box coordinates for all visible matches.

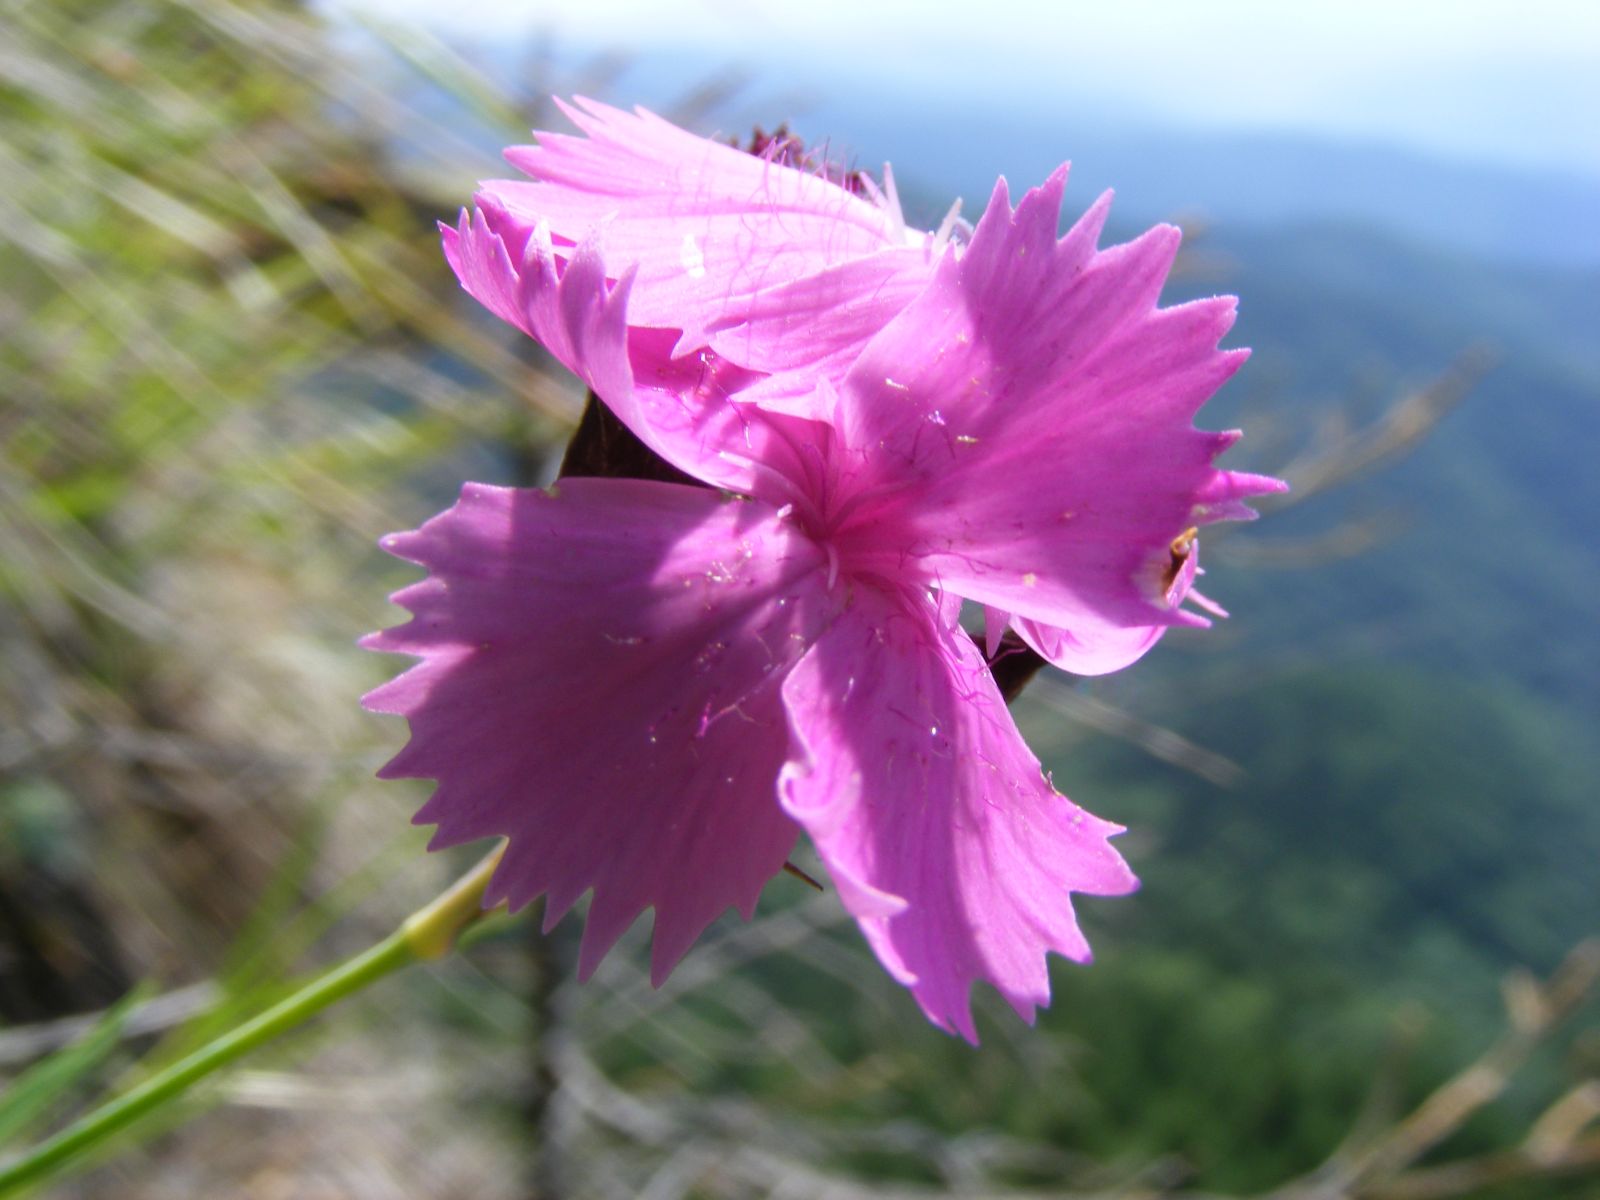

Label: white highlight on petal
[680,232,707,279]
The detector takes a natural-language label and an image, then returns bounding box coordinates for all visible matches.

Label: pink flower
[365,104,1285,1040]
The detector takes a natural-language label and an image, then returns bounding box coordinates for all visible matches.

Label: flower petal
[364,478,838,983]
[482,97,922,350]
[444,207,832,505]
[704,246,939,417]
[829,169,1286,659]
[778,585,1137,1041]
[1008,616,1164,676]
[1005,528,1207,675]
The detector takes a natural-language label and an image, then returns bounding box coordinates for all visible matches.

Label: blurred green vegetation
[1,1,1596,1198]
[0,0,569,1191]
[0,0,568,996]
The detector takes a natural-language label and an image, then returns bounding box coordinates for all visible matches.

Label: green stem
[0,845,505,1197]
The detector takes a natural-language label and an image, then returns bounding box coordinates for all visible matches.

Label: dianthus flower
[364,100,1284,1040]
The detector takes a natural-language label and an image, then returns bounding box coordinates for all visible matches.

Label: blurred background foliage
[1,0,1597,1197]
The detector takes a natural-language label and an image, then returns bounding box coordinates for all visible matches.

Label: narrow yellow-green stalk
[0,845,506,1197]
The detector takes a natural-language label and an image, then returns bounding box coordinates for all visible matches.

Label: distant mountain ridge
[1159,218,1600,730]
[803,92,1600,271]
[451,38,1600,270]
[433,36,1600,268]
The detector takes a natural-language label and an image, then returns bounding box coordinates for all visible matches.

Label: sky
[348,0,1600,180]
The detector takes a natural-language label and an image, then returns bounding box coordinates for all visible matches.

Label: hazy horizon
[337,0,1600,183]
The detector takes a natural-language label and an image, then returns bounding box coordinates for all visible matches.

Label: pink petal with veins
[827,169,1286,666]
[363,478,839,983]
[779,585,1137,1042]
[444,208,835,508]
[483,97,933,352]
